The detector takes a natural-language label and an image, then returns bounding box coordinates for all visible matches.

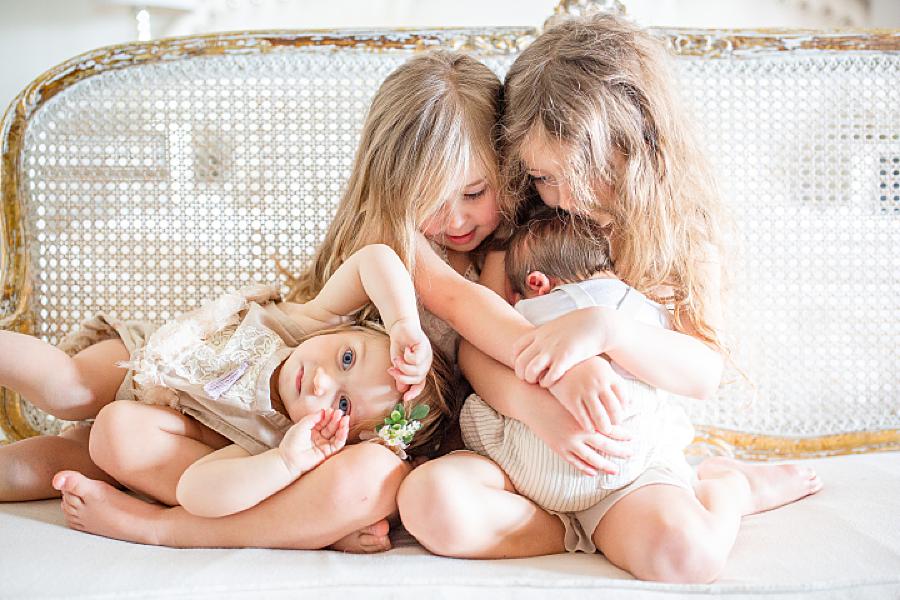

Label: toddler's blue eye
[338,397,350,413]
[341,349,354,369]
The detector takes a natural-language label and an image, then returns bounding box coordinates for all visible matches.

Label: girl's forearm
[176,445,301,518]
[458,340,549,425]
[306,244,419,328]
[600,308,724,399]
[416,245,532,368]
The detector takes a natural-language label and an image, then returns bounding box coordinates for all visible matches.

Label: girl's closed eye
[463,186,486,200]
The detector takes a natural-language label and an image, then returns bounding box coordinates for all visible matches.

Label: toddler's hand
[278,408,349,477]
[548,356,628,434]
[525,394,633,477]
[513,308,609,388]
[388,318,433,401]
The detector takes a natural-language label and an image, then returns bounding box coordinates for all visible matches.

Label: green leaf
[410,404,429,421]
[390,410,402,421]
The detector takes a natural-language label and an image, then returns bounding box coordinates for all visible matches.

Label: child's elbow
[693,354,725,401]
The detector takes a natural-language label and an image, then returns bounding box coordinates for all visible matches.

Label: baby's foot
[52,470,163,545]
[329,519,392,553]
[697,456,823,516]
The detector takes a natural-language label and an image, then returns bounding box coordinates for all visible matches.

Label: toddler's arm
[176,409,348,518]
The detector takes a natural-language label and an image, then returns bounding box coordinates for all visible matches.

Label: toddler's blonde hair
[501,13,727,349]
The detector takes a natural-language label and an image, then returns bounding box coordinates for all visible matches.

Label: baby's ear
[526,271,552,296]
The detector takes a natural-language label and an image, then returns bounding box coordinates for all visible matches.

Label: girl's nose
[312,366,335,398]
[446,205,466,231]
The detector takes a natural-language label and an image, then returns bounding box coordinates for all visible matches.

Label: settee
[2,1,899,598]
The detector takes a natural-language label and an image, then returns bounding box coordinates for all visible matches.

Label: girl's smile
[421,163,501,252]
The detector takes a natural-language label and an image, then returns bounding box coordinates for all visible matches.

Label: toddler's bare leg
[398,451,567,558]
[89,401,230,505]
[54,442,409,549]
[0,424,117,501]
[0,333,128,420]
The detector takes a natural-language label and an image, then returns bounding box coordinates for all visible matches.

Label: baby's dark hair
[505,205,613,297]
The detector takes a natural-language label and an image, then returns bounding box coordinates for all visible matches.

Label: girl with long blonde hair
[399,14,822,582]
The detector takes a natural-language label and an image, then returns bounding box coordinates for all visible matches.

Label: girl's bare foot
[52,470,164,545]
[697,456,823,516]
[329,519,392,553]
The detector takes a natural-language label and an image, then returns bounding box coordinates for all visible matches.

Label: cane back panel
[1,19,899,458]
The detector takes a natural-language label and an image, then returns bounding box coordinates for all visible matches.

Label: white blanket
[2,452,899,599]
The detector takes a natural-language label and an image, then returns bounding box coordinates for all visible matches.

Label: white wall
[2,0,899,130]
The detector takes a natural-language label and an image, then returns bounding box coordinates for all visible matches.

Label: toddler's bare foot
[52,470,163,545]
[697,456,823,516]
[329,519,392,553]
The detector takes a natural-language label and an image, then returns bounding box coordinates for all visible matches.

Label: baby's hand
[548,356,628,434]
[388,318,433,401]
[525,392,633,477]
[278,408,349,477]
[513,308,609,388]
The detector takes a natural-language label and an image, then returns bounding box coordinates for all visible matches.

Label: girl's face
[421,162,500,253]
[277,330,400,435]
[519,133,614,225]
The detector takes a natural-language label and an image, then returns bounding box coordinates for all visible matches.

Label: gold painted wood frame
[2,3,899,458]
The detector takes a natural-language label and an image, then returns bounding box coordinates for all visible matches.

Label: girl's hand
[278,408,349,477]
[513,308,609,388]
[388,318,433,401]
[525,395,633,477]
[548,356,628,434]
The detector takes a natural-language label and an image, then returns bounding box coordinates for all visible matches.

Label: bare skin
[52,442,408,552]
[400,449,822,582]
[0,336,128,501]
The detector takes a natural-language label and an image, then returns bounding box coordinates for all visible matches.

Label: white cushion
[3,452,899,599]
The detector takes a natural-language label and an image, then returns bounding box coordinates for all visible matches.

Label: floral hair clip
[360,403,429,460]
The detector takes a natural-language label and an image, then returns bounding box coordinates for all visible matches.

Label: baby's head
[504,205,614,303]
[276,322,452,458]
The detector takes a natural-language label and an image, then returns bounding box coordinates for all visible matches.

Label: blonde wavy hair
[286,51,502,313]
[501,13,727,349]
[289,321,455,458]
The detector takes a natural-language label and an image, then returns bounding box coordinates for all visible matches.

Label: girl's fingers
[525,355,551,385]
[514,343,539,380]
[584,395,612,434]
[584,433,633,460]
[575,442,618,475]
[391,358,421,377]
[512,332,535,358]
[611,379,629,413]
[564,450,599,477]
[335,416,350,446]
[539,360,568,389]
[402,382,425,402]
[604,423,633,442]
[599,389,623,427]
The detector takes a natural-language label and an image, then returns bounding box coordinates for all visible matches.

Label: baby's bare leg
[0,333,128,421]
[89,401,230,505]
[0,424,117,501]
[54,442,409,549]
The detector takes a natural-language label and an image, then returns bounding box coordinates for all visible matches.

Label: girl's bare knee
[639,517,725,583]
[88,401,144,476]
[324,443,407,513]
[398,460,469,556]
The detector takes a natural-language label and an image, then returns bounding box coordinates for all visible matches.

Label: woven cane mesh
[14,46,900,437]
